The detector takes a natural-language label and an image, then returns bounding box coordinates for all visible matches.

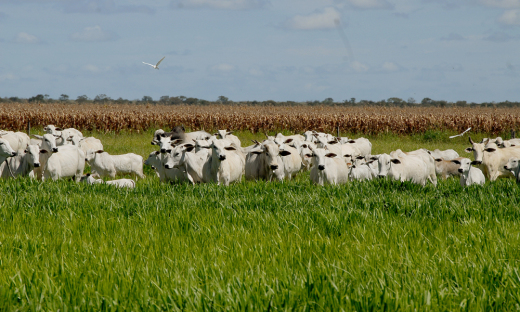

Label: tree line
[2,94,520,108]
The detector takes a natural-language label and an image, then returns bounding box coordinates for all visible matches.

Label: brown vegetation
[1,104,518,135]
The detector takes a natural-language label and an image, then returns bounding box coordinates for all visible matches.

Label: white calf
[85,150,144,179]
[309,147,349,186]
[80,174,135,188]
[452,158,485,187]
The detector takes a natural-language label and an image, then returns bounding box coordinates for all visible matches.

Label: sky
[0,0,519,103]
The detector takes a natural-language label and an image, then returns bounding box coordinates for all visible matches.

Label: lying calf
[80,174,135,189]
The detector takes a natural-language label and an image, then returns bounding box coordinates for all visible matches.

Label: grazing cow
[0,131,30,152]
[434,157,463,179]
[80,174,136,188]
[377,153,430,186]
[451,158,485,187]
[67,135,104,155]
[85,150,144,179]
[466,137,519,181]
[0,144,40,179]
[144,151,186,183]
[308,147,349,185]
[424,148,459,160]
[504,157,520,182]
[41,145,85,182]
[344,138,372,157]
[390,149,437,186]
[209,139,244,185]
[215,130,242,148]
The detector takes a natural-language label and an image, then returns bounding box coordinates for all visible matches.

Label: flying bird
[142,57,165,69]
[449,127,471,138]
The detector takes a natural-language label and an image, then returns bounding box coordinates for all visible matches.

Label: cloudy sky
[1,0,519,103]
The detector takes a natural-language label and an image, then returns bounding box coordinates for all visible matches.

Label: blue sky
[0,0,519,103]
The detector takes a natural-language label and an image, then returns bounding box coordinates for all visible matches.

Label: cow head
[35,133,59,153]
[0,138,16,158]
[452,158,473,174]
[504,157,519,172]
[85,149,104,162]
[310,147,337,171]
[465,136,486,165]
[25,144,41,168]
[377,153,401,178]
[210,140,237,162]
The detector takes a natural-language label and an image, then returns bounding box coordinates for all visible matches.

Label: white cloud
[63,0,155,14]
[382,61,399,71]
[286,7,341,30]
[0,73,16,82]
[211,63,235,71]
[83,64,101,73]
[342,0,393,10]
[170,0,269,10]
[351,61,369,72]
[13,32,40,44]
[498,9,520,25]
[480,0,520,8]
[69,25,117,42]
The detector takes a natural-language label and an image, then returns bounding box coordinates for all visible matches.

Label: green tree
[141,96,153,103]
[76,95,89,104]
[217,96,229,104]
[59,94,69,102]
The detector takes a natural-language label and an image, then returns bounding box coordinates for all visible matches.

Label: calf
[452,158,485,187]
[80,174,136,188]
[86,150,144,179]
[504,157,520,182]
[434,157,463,179]
[377,153,430,186]
[41,145,85,182]
[144,151,186,183]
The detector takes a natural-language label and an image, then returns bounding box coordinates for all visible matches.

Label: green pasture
[0,129,519,311]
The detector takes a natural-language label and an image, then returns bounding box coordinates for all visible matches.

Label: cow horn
[469,136,474,144]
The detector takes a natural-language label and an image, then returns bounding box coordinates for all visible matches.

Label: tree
[76,95,89,104]
[323,98,334,104]
[217,96,229,104]
[94,94,111,104]
[407,97,416,104]
[159,96,170,104]
[28,94,45,103]
[141,96,153,103]
[59,94,69,102]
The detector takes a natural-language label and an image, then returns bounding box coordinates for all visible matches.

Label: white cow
[377,153,430,186]
[466,137,519,181]
[278,143,302,180]
[0,138,17,163]
[349,164,373,181]
[44,125,83,138]
[309,147,349,186]
[85,150,144,179]
[33,133,61,180]
[434,157,463,179]
[276,133,305,143]
[424,148,459,160]
[289,140,316,170]
[390,149,437,186]
[164,143,213,184]
[0,131,30,152]
[144,151,186,183]
[41,145,85,182]
[209,139,244,185]
[68,135,104,155]
[344,138,372,157]
[451,158,485,187]
[0,144,40,179]
[215,130,242,148]
[262,141,292,181]
[497,138,520,148]
[245,144,267,181]
[504,157,520,182]
[80,174,136,188]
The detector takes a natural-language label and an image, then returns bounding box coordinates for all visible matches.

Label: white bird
[142,57,165,70]
[449,127,471,139]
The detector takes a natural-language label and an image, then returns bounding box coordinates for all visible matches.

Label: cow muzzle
[34,163,40,168]
[458,169,463,173]
[318,165,325,171]
[160,148,167,153]
[219,155,226,161]
[270,165,278,170]
[504,165,510,170]
[378,174,386,178]
[52,148,58,153]
[164,164,173,169]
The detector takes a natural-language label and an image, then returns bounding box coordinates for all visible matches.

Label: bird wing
[155,57,165,67]
[449,134,461,139]
[143,62,155,67]
[462,127,471,134]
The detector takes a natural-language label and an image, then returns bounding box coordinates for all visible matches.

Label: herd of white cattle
[1,126,520,189]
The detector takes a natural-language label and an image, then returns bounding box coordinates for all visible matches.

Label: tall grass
[0,131,518,310]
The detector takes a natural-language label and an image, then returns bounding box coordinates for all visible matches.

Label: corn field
[1,103,518,134]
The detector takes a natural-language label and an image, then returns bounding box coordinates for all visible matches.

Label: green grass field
[1,129,519,311]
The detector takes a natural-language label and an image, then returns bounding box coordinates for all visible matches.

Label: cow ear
[213,133,218,136]
[284,139,293,144]
[32,135,43,139]
[171,139,183,145]
[328,140,338,145]
[356,156,364,159]
[451,160,461,165]
[325,153,337,158]
[226,131,234,135]
[464,148,473,153]
[224,146,236,151]
[279,150,291,156]
[390,159,401,164]
[155,151,160,155]
[348,140,356,143]
[184,143,194,148]
[366,160,374,165]
[96,150,104,154]
[485,148,496,152]
[470,161,480,165]
[186,146,195,152]
[435,158,442,162]
[55,127,62,131]
[251,151,262,155]
[40,149,48,154]
[343,154,351,158]
[151,141,158,145]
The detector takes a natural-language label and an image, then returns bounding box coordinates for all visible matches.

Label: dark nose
[34,163,40,168]
[504,165,509,170]
[160,149,166,153]
[219,155,226,161]
[378,175,385,178]
[318,165,325,170]
[52,148,58,153]
[270,165,278,170]
[165,164,172,169]
[458,169,463,173]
